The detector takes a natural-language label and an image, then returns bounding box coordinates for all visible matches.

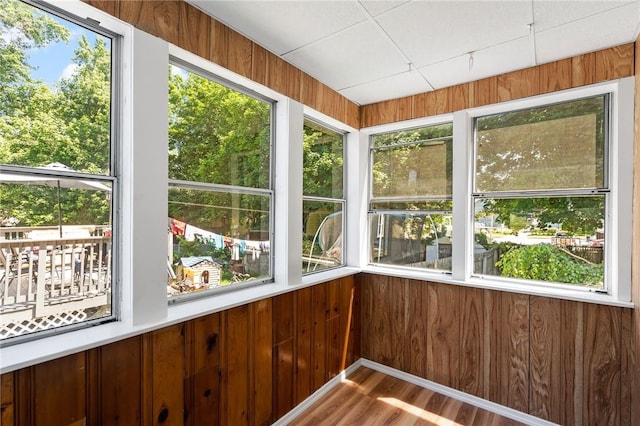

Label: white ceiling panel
[535,2,640,64]
[188,1,367,55]
[532,0,635,32]
[375,1,533,68]
[360,0,410,17]
[420,36,533,89]
[339,69,432,105]
[283,20,410,90]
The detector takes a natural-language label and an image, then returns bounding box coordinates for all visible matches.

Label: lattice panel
[0,310,87,338]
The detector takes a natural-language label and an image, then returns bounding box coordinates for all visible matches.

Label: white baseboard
[360,359,559,426]
[275,358,559,426]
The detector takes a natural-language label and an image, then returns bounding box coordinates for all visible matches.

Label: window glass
[302,119,344,274]
[168,64,272,298]
[0,0,115,341]
[473,95,609,291]
[369,123,453,272]
[475,96,606,192]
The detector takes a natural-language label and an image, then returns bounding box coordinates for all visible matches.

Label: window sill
[0,266,360,374]
[361,265,635,309]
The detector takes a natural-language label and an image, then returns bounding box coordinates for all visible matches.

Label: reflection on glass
[303,200,343,273]
[303,120,343,199]
[475,95,606,192]
[168,65,271,188]
[369,212,452,272]
[473,196,605,289]
[167,187,270,296]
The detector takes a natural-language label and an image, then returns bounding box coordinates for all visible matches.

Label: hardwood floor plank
[289,367,525,425]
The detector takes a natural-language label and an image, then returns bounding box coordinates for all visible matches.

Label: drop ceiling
[188,0,640,106]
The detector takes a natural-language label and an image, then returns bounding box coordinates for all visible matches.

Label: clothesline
[169,218,269,260]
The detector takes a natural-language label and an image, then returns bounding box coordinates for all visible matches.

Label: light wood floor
[288,367,525,426]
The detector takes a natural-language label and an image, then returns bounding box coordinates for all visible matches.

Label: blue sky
[27,10,104,87]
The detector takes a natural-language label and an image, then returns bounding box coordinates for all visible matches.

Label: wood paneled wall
[360,274,634,425]
[0,276,360,426]
[360,43,635,127]
[82,0,360,129]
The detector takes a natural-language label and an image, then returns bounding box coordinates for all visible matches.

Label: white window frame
[363,78,633,306]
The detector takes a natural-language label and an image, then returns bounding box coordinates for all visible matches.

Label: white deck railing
[0,236,111,317]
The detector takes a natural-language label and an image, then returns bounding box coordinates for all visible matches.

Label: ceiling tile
[360,0,410,17]
[535,2,639,64]
[532,0,635,31]
[339,70,432,105]
[283,20,410,90]
[419,37,533,90]
[188,0,367,55]
[375,1,532,68]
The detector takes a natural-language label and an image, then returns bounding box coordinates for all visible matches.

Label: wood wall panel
[595,43,634,83]
[150,324,185,426]
[178,3,210,59]
[33,353,86,426]
[117,1,180,47]
[222,305,250,426]
[572,52,597,87]
[1,373,14,425]
[311,283,328,390]
[226,30,253,79]
[250,44,268,87]
[468,76,498,109]
[210,20,229,69]
[252,299,273,426]
[295,286,312,404]
[99,336,143,425]
[426,282,459,388]
[360,275,635,425]
[497,67,539,103]
[538,59,572,94]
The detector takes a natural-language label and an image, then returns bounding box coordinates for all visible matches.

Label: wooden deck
[289,367,525,426]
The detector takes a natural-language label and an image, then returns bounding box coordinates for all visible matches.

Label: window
[368,122,453,271]
[472,95,609,291]
[366,79,632,302]
[167,61,273,299]
[0,0,117,341]
[302,119,345,273]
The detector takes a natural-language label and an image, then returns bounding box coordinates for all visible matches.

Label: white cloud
[59,63,78,81]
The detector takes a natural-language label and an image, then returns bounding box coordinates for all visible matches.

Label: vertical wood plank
[223,305,250,426]
[411,93,427,119]
[301,73,321,113]
[34,353,86,426]
[210,20,229,68]
[252,299,273,426]
[326,315,341,380]
[227,31,253,79]
[620,308,632,426]
[469,76,497,108]
[273,292,294,345]
[82,0,117,17]
[538,59,572,93]
[286,62,302,102]
[497,67,539,102]
[100,336,143,425]
[339,275,357,370]
[450,84,469,112]
[311,283,328,391]
[15,367,33,426]
[178,3,210,59]
[583,303,621,425]
[117,1,180,46]
[295,287,313,404]
[191,313,220,426]
[561,300,583,426]
[529,296,562,423]
[572,52,597,87]
[251,44,268,87]
[85,348,100,426]
[345,99,360,129]
[267,53,290,99]
[426,283,459,388]
[500,292,529,413]
[404,279,429,378]
[1,373,15,426]
[273,339,294,420]
[425,88,452,116]
[595,43,635,82]
[150,324,185,426]
[459,287,484,397]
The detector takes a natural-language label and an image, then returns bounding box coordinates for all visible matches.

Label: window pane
[168,187,270,296]
[303,200,343,273]
[0,0,112,175]
[371,126,452,198]
[168,65,271,189]
[372,123,452,148]
[473,196,605,289]
[369,212,452,271]
[0,0,115,342]
[475,96,606,192]
[303,120,343,198]
[1,180,113,340]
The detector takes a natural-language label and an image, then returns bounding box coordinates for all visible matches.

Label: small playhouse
[178,256,222,289]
